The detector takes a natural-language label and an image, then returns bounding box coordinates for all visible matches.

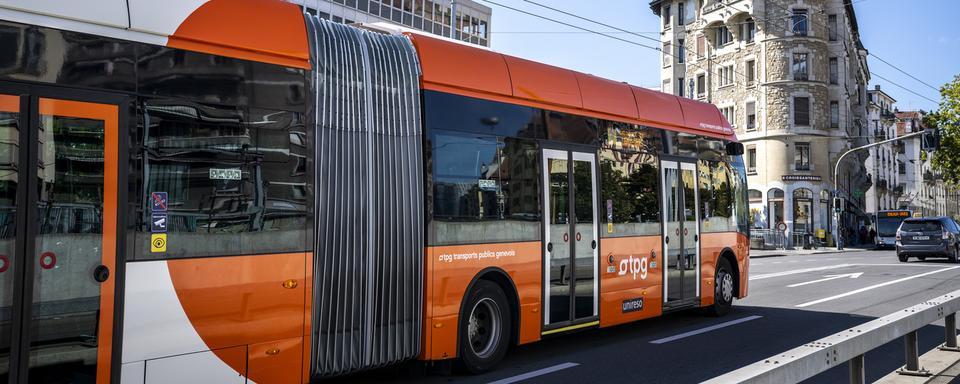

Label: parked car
[896,217,960,262]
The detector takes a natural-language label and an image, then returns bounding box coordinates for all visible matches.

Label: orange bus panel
[422,242,542,360]
[632,86,686,129]
[598,236,664,328]
[166,252,308,378]
[248,337,304,384]
[168,0,310,69]
[577,73,640,120]
[677,97,731,135]
[503,55,583,108]
[0,94,17,113]
[407,33,513,98]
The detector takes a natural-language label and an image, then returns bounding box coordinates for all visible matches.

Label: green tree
[931,75,960,185]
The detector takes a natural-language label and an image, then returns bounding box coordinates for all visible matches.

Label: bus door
[660,160,700,308]
[0,87,123,383]
[542,149,599,329]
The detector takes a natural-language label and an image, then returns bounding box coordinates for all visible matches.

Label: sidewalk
[751,246,873,258]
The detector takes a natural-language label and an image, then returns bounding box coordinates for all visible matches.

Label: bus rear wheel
[709,257,735,317]
[458,280,511,374]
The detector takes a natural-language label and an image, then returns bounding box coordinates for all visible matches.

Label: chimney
[875,85,881,91]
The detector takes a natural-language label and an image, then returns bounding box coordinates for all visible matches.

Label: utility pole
[834,130,927,250]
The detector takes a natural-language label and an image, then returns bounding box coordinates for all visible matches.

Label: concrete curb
[875,345,960,384]
[750,248,872,259]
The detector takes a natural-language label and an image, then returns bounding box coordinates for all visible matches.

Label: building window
[715,25,733,46]
[747,146,757,173]
[746,60,756,86]
[718,65,734,87]
[828,14,838,41]
[678,39,685,63]
[830,101,840,128]
[696,74,706,98]
[794,97,810,126]
[678,1,685,25]
[742,18,756,43]
[829,57,839,85]
[793,53,809,81]
[663,4,671,27]
[792,9,808,36]
[746,101,756,131]
[663,42,671,66]
[678,77,685,97]
[720,106,734,126]
[795,142,811,171]
[697,35,705,58]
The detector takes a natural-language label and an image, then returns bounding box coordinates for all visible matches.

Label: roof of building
[897,111,923,119]
[406,32,734,139]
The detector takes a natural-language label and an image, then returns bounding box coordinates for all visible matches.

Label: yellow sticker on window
[607,223,614,234]
[151,233,167,253]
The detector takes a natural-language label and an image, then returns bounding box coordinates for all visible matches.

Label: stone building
[865,85,900,214]
[291,0,492,46]
[650,0,871,246]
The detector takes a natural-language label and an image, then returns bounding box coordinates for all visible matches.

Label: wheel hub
[717,271,734,303]
[468,298,501,359]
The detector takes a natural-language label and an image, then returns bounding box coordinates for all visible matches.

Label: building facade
[291,0,492,46]
[893,111,960,219]
[865,85,900,214]
[650,0,872,246]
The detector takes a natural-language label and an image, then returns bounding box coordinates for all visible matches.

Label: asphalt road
[338,249,960,383]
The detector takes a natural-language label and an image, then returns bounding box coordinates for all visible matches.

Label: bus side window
[599,147,661,238]
[132,101,309,260]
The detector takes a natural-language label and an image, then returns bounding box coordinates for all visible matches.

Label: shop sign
[782,175,822,182]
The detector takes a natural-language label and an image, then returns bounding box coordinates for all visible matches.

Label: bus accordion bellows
[0,1,750,382]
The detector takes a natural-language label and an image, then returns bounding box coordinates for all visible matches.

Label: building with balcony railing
[290,0,492,46]
[866,85,899,216]
[650,0,871,245]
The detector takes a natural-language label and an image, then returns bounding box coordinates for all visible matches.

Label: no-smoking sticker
[151,233,167,253]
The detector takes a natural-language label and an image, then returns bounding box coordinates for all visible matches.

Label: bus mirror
[726,142,744,156]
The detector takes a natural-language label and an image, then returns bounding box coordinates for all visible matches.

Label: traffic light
[833,197,844,213]
[922,128,941,151]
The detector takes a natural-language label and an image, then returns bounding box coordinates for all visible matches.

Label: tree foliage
[931,75,960,185]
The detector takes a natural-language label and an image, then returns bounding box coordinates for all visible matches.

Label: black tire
[458,280,511,374]
[898,253,908,262]
[917,256,926,261]
[951,247,959,263]
[709,257,735,317]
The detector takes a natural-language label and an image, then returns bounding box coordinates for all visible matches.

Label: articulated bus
[0,1,749,382]
[876,210,912,248]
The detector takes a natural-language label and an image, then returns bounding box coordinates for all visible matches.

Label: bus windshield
[876,211,911,236]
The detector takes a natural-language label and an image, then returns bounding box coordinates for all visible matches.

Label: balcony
[894,184,905,194]
[873,129,887,141]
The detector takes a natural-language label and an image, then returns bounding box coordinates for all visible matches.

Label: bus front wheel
[458,280,511,374]
[709,257,735,317]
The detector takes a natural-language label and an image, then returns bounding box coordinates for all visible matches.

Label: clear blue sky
[481,0,954,112]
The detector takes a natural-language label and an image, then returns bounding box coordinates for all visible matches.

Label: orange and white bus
[0,1,749,382]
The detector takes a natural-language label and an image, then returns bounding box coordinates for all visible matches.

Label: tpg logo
[618,255,648,280]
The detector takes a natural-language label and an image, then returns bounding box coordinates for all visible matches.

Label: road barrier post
[899,330,930,376]
[942,313,960,351]
[849,354,865,384]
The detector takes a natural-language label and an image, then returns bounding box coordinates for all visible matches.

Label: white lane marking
[796,266,960,308]
[750,264,854,281]
[487,362,580,384]
[788,272,863,288]
[649,315,763,344]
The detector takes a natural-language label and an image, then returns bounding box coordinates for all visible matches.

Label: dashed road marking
[649,316,764,344]
[487,362,580,384]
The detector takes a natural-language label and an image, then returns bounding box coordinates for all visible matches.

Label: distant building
[650,0,871,246]
[895,111,958,217]
[290,0,492,46]
[865,85,900,214]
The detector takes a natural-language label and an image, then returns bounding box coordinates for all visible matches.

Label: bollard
[942,313,960,352]
[849,354,865,384]
[898,331,931,376]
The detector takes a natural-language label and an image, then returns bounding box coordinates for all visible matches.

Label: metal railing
[704,288,960,384]
[750,228,787,250]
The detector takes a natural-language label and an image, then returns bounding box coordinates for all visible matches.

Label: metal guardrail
[751,228,787,250]
[704,288,960,384]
